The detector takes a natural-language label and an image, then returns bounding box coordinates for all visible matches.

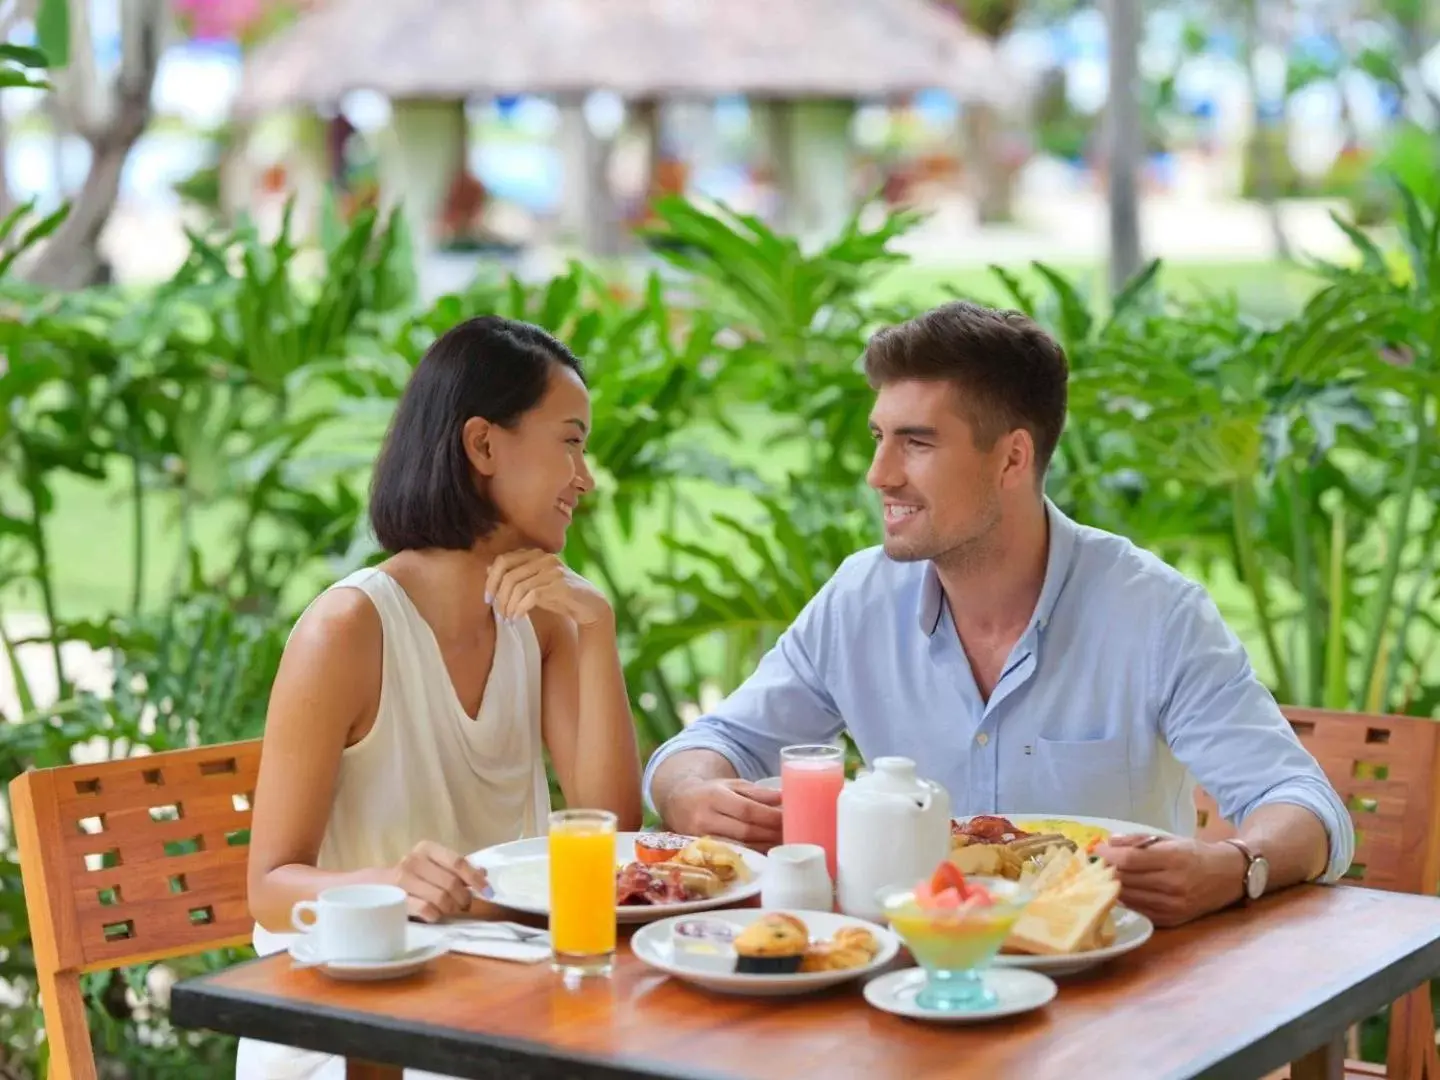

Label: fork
[446,921,549,943]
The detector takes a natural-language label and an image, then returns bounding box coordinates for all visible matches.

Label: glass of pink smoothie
[779,744,846,880]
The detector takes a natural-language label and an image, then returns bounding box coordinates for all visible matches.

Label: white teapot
[835,756,952,921]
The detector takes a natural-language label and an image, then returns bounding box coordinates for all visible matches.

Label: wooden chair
[1195,706,1440,1080]
[10,740,261,1080]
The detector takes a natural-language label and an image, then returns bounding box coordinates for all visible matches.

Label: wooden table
[171,884,1440,1080]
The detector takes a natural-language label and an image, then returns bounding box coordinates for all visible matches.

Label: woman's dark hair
[369,316,584,552]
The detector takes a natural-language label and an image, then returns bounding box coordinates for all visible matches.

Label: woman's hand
[486,549,613,627]
[390,840,488,923]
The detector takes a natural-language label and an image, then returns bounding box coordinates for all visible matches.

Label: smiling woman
[238,315,642,1080]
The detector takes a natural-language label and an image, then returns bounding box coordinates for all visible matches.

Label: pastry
[949,841,1020,878]
[674,836,751,883]
[733,913,809,974]
[799,942,871,973]
[831,926,880,958]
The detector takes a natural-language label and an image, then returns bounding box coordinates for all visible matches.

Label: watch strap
[1222,838,1259,901]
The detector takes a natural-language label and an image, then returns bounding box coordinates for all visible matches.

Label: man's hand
[663,777,783,849]
[1094,834,1246,928]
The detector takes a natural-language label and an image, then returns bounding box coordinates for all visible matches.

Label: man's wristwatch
[1224,838,1270,902]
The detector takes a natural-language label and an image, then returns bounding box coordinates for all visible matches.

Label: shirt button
[976,733,990,746]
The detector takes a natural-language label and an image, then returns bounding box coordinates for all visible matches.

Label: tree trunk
[0,0,33,221]
[755,100,798,234]
[1242,0,1290,261]
[0,85,13,221]
[1395,8,1440,119]
[1104,0,1143,294]
[963,102,1013,223]
[23,0,165,289]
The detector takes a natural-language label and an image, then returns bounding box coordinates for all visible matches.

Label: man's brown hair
[862,300,1069,475]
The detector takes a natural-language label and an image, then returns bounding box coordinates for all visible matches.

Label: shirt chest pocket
[1030,733,1134,821]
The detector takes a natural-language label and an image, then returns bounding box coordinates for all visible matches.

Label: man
[644,300,1352,928]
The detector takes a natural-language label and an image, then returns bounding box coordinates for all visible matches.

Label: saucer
[863,967,1057,1023]
[289,925,448,982]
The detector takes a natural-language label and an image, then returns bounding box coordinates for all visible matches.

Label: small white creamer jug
[761,843,834,911]
[834,756,952,921]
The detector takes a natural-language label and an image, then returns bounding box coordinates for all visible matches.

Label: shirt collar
[916,497,1079,637]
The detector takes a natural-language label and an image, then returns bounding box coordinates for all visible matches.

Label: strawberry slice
[931,886,963,909]
[929,861,969,897]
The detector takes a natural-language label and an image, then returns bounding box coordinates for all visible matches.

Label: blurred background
[1,0,1438,1074]
[5,0,1438,293]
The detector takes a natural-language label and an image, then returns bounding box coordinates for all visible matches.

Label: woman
[239,316,643,1079]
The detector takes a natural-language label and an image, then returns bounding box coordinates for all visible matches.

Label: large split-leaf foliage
[0,178,1436,1071]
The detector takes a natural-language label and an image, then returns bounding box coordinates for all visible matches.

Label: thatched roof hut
[235,0,1013,116]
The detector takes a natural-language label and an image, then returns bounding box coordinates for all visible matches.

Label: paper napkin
[445,936,551,963]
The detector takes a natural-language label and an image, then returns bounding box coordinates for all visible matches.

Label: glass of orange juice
[548,808,617,978]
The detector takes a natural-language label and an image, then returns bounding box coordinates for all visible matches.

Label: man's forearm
[650,749,738,824]
[1240,802,1331,890]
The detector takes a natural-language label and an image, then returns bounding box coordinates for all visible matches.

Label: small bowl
[670,917,737,973]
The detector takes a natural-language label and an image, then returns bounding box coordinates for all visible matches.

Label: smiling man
[644,300,1352,927]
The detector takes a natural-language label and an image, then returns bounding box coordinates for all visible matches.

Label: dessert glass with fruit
[879,862,1032,1012]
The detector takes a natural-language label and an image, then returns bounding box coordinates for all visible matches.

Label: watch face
[1247,857,1270,899]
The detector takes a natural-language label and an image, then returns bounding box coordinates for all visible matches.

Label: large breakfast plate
[631,908,901,997]
[992,904,1155,977]
[466,833,766,924]
[953,813,1178,849]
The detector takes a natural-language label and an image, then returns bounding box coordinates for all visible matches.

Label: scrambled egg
[1014,818,1112,850]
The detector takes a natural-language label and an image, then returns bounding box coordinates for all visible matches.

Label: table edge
[1182,921,1440,1080]
[170,959,741,1080]
[171,894,1440,1080]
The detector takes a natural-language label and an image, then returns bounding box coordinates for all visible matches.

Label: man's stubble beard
[885,490,1004,574]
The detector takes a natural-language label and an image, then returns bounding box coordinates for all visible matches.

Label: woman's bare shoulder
[291,586,382,652]
[275,586,384,704]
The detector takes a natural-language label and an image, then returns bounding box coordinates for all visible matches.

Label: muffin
[733,913,809,974]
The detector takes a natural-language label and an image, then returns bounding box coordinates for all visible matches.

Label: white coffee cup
[291,884,408,963]
[762,843,833,911]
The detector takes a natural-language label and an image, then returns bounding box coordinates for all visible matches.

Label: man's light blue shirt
[643,501,1353,883]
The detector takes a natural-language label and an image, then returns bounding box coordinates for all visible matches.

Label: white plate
[289,925,448,982]
[953,813,1178,843]
[992,905,1154,976]
[630,908,900,996]
[466,833,767,924]
[863,966,1057,1023]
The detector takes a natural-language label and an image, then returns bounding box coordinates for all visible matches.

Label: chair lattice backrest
[1194,706,1440,896]
[10,740,261,1080]
[1194,706,1440,1080]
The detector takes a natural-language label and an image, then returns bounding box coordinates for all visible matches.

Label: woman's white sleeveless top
[236,566,550,1079]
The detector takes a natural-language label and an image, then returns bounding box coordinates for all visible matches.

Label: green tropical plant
[0,178,1438,1077]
